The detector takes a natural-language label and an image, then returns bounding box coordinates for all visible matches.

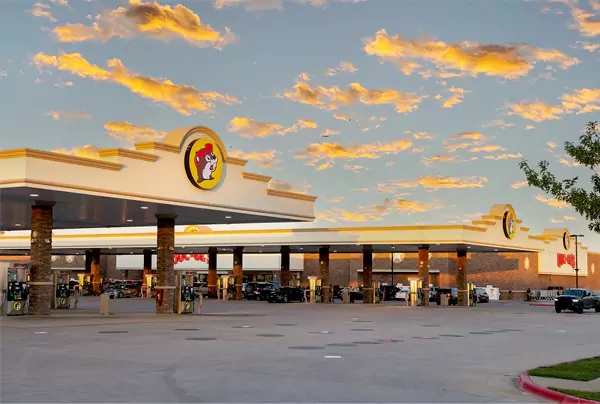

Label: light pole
[570,234,584,288]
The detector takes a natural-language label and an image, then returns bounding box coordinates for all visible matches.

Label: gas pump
[5,263,30,316]
[54,272,70,309]
[307,276,318,304]
[372,281,381,303]
[178,273,195,314]
[468,282,475,306]
[408,278,419,307]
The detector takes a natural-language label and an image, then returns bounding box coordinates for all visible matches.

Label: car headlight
[554,298,558,301]
[573,299,579,303]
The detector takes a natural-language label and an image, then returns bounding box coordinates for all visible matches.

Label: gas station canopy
[0,126,317,231]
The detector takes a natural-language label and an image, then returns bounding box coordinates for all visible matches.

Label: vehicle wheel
[268,300,273,303]
[555,307,561,313]
[118,292,124,298]
[283,295,288,303]
[596,307,600,313]
[576,307,584,314]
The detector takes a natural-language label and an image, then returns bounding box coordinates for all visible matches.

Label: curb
[517,372,599,404]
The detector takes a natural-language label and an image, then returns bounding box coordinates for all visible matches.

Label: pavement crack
[161,367,203,403]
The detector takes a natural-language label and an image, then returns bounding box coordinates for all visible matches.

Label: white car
[395,286,410,301]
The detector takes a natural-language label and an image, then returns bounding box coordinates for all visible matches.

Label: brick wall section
[302,251,600,297]
[29,204,54,315]
[156,215,176,314]
[233,247,243,300]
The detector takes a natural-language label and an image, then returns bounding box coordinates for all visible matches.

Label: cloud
[535,195,569,208]
[46,110,93,120]
[444,132,488,152]
[282,81,425,114]
[412,131,437,140]
[343,164,365,172]
[386,176,488,190]
[53,0,237,49]
[508,88,600,121]
[33,52,239,115]
[508,100,564,121]
[441,87,468,108]
[573,41,600,52]
[326,61,358,76]
[469,144,505,153]
[30,2,57,22]
[54,80,74,87]
[294,138,412,167]
[420,155,456,167]
[570,5,600,37]
[50,0,69,5]
[482,119,515,129]
[363,29,578,79]
[228,149,279,169]
[317,196,444,223]
[228,117,317,138]
[104,121,168,143]
[268,179,308,194]
[53,145,101,159]
[511,181,528,189]
[483,152,523,160]
[546,141,557,149]
[321,129,340,137]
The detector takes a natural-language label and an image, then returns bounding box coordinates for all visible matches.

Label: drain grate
[352,320,372,323]
[256,334,284,337]
[499,328,522,332]
[421,324,441,327]
[288,346,324,350]
[350,328,373,332]
[98,331,128,334]
[353,341,382,345]
[413,336,440,340]
[276,324,298,327]
[378,339,403,343]
[469,331,493,335]
[174,328,200,331]
[439,334,464,338]
[186,337,217,341]
[232,326,254,329]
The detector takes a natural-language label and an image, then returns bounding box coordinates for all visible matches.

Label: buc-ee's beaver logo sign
[184,138,224,190]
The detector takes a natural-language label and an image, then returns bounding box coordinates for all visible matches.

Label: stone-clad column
[319,247,330,303]
[90,249,101,295]
[418,245,430,307]
[233,247,243,300]
[29,203,55,315]
[362,246,373,304]
[142,249,152,285]
[207,247,218,298]
[457,248,468,306]
[156,214,176,314]
[280,246,291,287]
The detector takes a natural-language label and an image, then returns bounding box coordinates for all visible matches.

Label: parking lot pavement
[2,299,598,403]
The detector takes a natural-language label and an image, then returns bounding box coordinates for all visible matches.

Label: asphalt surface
[1,298,598,403]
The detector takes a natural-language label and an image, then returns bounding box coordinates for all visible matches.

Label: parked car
[268,287,305,303]
[104,284,139,298]
[473,287,490,303]
[429,286,438,302]
[244,282,276,300]
[435,288,458,305]
[395,285,411,301]
[554,288,600,314]
[193,282,209,298]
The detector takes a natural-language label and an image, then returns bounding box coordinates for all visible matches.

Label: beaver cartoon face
[194,143,218,183]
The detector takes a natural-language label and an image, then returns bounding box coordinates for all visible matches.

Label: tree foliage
[519,121,600,233]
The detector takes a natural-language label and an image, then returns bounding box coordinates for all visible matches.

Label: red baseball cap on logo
[195,143,214,167]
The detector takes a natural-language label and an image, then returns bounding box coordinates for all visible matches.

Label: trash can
[342,290,350,304]
[440,294,448,307]
[100,293,115,315]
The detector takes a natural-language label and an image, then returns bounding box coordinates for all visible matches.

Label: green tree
[519,121,600,233]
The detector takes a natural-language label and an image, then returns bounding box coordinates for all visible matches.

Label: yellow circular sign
[184,302,191,310]
[184,138,224,190]
[13,301,22,311]
[59,297,67,305]
[502,207,517,239]
[563,231,571,250]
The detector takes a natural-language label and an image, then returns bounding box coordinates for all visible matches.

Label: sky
[1,0,600,248]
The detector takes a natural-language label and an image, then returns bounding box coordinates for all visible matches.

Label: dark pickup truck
[554,288,600,314]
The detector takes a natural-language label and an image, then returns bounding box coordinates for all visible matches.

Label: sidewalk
[518,373,600,403]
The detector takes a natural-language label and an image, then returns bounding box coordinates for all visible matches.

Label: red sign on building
[556,253,576,269]
[174,254,208,265]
